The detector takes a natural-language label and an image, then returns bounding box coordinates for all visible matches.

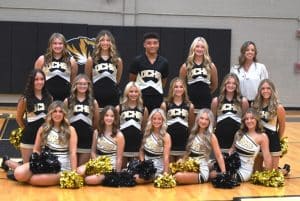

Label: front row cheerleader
[13,101,78,186]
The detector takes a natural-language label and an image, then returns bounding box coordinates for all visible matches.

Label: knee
[76,165,86,176]
[14,165,31,182]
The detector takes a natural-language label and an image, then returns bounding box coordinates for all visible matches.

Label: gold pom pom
[250,169,284,187]
[85,156,113,175]
[154,173,176,188]
[60,171,84,189]
[9,127,23,149]
[280,137,288,158]
[170,157,199,174]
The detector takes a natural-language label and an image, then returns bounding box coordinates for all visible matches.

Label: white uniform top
[230,62,268,101]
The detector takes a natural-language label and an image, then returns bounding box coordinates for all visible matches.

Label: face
[104,109,115,126]
[34,72,45,91]
[151,112,163,129]
[225,77,237,93]
[99,34,111,51]
[194,41,205,57]
[144,38,159,54]
[198,112,210,129]
[244,44,256,61]
[128,86,139,101]
[51,106,64,124]
[173,81,184,97]
[260,82,272,100]
[51,38,64,54]
[244,112,257,130]
[76,78,89,94]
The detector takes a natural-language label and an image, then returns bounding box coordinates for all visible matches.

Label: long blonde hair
[140,108,167,151]
[186,37,212,73]
[92,30,119,66]
[120,81,143,111]
[253,79,279,118]
[41,101,71,146]
[237,108,264,138]
[166,77,190,104]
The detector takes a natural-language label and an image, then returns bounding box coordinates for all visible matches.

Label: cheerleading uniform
[215,98,242,151]
[20,97,48,149]
[96,135,117,169]
[130,54,169,112]
[143,133,165,176]
[92,57,120,108]
[46,129,71,171]
[68,98,94,153]
[188,134,212,183]
[119,105,144,157]
[234,134,260,182]
[165,102,189,156]
[259,106,281,156]
[43,57,71,101]
[186,63,212,112]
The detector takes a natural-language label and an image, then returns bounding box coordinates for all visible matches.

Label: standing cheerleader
[160,77,195,162]
[179,37,218,113]
[35,32,78,101]
[85,30,123,109]
[14,101,78,186]
[2,69,52,172]
[135,109,171,184]
[64,74,100,165]
[253,79,288,172]
[76,106,125,185]
[211,73,249,152]
[116,82,148,167]
[174,109,226,184]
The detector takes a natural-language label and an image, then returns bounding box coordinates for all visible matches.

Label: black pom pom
[102,171,136,187]
[211,173,240,189]
[127,159,157,180]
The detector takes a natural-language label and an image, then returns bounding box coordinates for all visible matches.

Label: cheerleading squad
[1,31,289,188]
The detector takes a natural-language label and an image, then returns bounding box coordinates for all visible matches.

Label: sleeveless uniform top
[187,63,211,86]
[92,57,117,85]
[144,133,164,156]
[26,97,48,123]
[216,98,242,123]
[120,106,144,131]
[96,135,117,156]
[43,57,71,83]
[259,106,278,132]
[69,98,92,126]
[189,134,212,160]
[166,102,189,128]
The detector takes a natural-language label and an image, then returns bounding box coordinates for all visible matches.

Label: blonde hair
[120,81,143,111]
[166,77,190,104]
[41,101,70,146]
[238,108,264,137]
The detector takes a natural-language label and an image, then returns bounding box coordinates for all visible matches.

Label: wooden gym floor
[0,107,300,201]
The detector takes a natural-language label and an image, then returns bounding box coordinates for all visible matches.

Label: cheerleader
[76,106,125,185]
[174,109,226,184]
[116,82,148,167]
[179,37,218,113]
[14,101,78,186]
[135,108,171,184]
[160,77,195,162]
[211,73,249,152]
[64,74,99,165]
[85,30,123,109]
[35,33,78,101]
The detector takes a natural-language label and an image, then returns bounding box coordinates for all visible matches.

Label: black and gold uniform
[92,57,120,108]
[165,102,189,156]
[20,97,48,149]
[259,106,281,156]
[186,63,211,112]
[119,105,144,157]
[43,57,71,101]
[96,134,117,169]
[215,98,242,151]
[69,98,94,154]
[130,54,169,112]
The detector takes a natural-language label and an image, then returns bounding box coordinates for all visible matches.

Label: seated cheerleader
[135,108,171,184]
[174,108,226,184]
[13,101,78,186]
[228,108,272,182]
[76,106,125,185]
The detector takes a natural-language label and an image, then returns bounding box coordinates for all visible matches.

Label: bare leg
[85,174,105,185]
[77,153,91,166]
[253,155,264,172]
[134,174,153,184]
[14,163,33,182]
[20,147,33,163]
[272,156,280,170]
[76,165,86,176]
[122,157,129,169]
[29,173,60,186]
[174,172,199,184]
